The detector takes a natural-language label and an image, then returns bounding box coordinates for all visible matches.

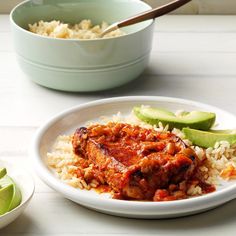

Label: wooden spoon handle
[118,0,192,28]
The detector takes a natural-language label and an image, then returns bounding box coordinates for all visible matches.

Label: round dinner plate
[30,96,236,219]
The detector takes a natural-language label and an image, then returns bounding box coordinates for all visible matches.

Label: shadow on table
[0,214,36,234]
[25,68,223,110]
[77,198,236,233]
[42,72,210,101]
[36,72,169,97]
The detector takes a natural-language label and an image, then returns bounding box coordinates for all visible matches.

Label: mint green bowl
[10,0,154,92]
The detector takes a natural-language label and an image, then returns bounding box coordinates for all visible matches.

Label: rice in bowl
[28,20,126,39]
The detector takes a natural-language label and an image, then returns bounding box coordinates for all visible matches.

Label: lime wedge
[8,177,22,211]
[0,175,22,214]
[0,167,7,179]
[0,184,14,215]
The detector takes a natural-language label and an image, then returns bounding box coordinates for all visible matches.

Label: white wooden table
[1,15,236,235]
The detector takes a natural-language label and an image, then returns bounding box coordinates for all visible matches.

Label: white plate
[0,160,35,229]
[30,96,236,219]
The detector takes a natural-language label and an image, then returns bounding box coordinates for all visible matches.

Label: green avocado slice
[133,106,216,130]
[183,128,236,148]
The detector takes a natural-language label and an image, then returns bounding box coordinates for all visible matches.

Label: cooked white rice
[28,20,125,39]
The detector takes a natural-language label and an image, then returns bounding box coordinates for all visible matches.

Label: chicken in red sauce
[72,122,215,201]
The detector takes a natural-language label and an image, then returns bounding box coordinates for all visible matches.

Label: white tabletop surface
[1,14,236,235]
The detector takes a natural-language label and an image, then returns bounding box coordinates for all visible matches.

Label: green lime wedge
[0,184,14,215]
[8,177,22,211]
[0,175,22,215]
[0,167,7,179]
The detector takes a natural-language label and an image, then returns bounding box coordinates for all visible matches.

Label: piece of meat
[72,122,198,200]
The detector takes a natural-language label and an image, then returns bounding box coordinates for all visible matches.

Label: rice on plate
[47,109,236,201]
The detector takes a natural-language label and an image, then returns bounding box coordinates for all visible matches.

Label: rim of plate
[30,96,236,215]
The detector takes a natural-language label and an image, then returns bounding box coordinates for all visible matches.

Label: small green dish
[10,0,154,92]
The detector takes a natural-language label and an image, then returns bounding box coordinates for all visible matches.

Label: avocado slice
[133,106,216,130]
[183,128,236,148]
[0,169,22,215]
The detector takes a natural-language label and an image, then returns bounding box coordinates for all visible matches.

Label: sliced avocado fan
[183,128,236,148]
[133,106,216,130]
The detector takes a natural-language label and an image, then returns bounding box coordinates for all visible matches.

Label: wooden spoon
[101,0,192,37]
